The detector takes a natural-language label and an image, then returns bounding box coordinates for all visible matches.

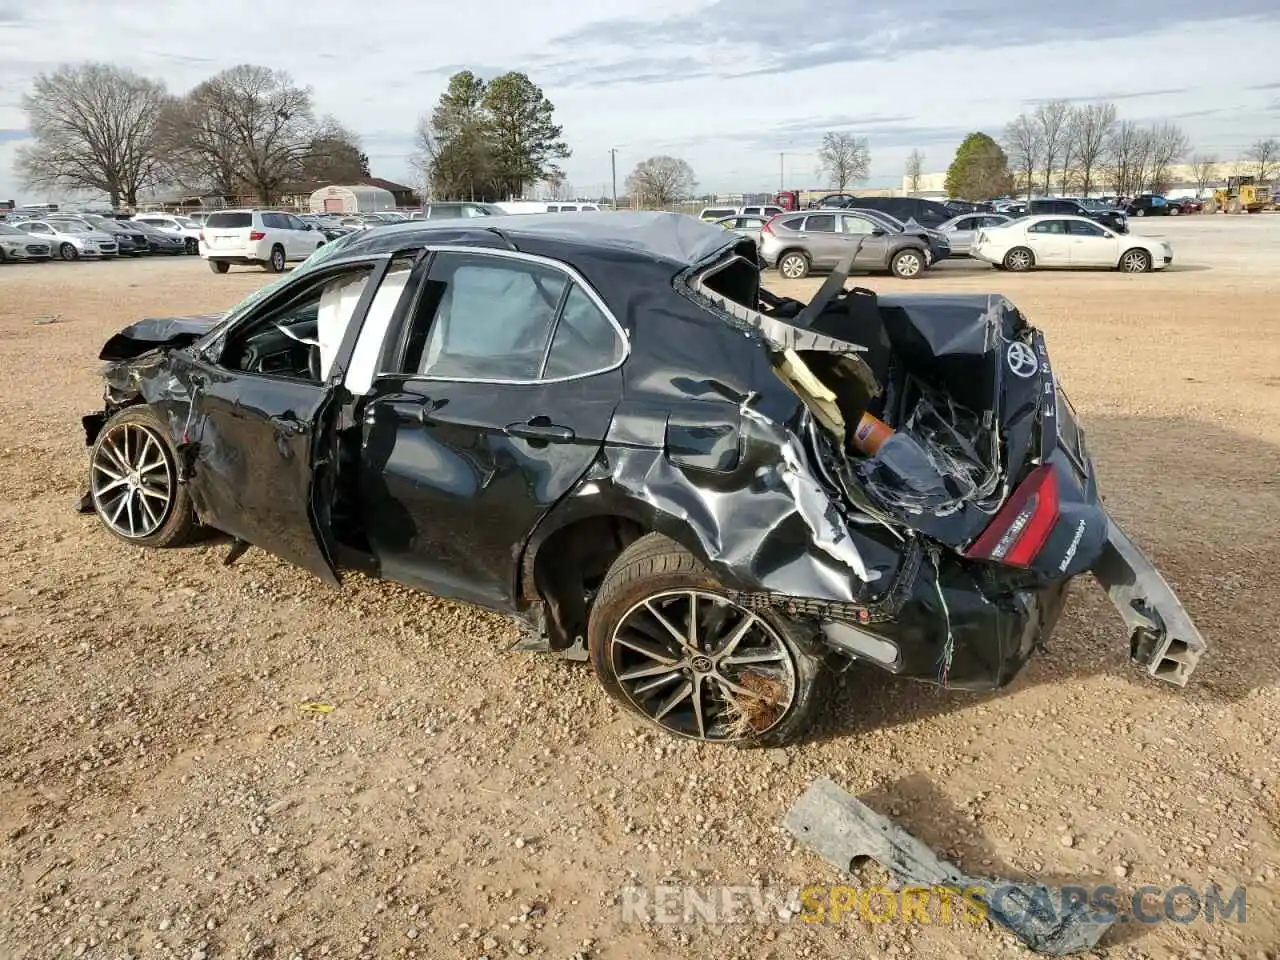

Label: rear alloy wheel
[588,534,826,747]
[185,237,198,254]
[777,251,810,280]
[209,260,230,274]
[60,242,80,262]
[267,245,286,273]
[1004,247,1034,272]
[1134,208,1145,217]
[1168,206,1180,216]
[891,248,925,279]
[89,406,196,548]
[1119,248,1152,273]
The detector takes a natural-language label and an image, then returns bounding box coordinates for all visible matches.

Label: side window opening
[411,254,567,381]
[219,266,375,383]
[542,285,624,378]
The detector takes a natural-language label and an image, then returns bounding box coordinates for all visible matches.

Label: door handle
[269,413,306,436]
[504,416,574,442]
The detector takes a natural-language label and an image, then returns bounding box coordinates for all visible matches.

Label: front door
[359,249,627,611]
[839,213,891,268]
[185,257,397,584]
[1065,218,1119,266]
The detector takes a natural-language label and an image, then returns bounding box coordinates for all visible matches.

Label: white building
[309,183,397,214]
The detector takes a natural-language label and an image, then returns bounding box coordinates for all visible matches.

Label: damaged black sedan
[80,212,1207,746]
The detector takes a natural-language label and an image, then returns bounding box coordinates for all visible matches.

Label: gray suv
[758,210,934,280]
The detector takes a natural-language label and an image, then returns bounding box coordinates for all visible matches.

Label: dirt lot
[1,216,1278,959]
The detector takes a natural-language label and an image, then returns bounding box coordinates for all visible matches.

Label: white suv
[199,210,325,274]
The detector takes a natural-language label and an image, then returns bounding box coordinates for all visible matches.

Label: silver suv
[758,210,934,280]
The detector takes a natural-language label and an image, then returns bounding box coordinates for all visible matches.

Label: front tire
[1168,206,1180,216]
[890,248,925,279]
[1134,208,1145,217]
[185,238,199,254]
[1119,248,1152,273]
[89,406,196,548]
[60,242,80,262]
[777,251,810,280]
[587,533,826,747]
[1004,247,1034,272]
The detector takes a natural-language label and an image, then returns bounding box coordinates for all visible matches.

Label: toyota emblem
[1006,341,1039,379]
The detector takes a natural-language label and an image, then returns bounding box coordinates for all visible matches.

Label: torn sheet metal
[98,313,225,361]
[783,778,1114,956]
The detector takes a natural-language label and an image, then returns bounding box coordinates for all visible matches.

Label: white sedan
[972,214,1173,273]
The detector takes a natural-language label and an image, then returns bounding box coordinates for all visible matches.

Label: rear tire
[1134,208,1145,217]
[208,260,230,274]
[1168,206,1180,216]
[1004,246,1034,272]
[185,237,198,254]
[267,245,286,273]
[777,250,810,280]
[587,533,826,747]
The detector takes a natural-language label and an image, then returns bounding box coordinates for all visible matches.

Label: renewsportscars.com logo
[619,883,1249,926]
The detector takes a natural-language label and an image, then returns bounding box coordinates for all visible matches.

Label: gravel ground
[1,216,1277,959]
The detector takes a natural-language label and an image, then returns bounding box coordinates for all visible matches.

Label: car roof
[1018,214,1100,224]
[336,211,739,269]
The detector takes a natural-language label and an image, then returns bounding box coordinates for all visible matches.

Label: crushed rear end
[687,247,1205,690]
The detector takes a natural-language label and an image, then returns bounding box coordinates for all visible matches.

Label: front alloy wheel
[891,249,924,278]
[89,407,196,547]
[1120,249,1152,273]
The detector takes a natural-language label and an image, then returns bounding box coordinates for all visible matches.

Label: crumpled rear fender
[539,396,907,606]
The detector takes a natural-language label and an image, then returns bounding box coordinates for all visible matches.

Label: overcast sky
[1,0,1278,203]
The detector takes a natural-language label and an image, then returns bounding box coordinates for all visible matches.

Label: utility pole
[610,149,618,209]
[779,152,784,192]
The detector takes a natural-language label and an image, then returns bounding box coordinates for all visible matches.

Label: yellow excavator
[1202,175,1271,214]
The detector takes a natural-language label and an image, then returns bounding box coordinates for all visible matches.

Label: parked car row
[736,203,1171,277]
[0,211,204,262]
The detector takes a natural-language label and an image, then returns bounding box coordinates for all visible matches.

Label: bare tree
[1145,123,1190,195]
[1106,121,1153,196]
[1033,100,1071,195]
[1190,153,1219,197]
[1244,137,1279,182]
[1058,110,1078,195]
[540,166,568,200]
[1068,102,1116,197]
[625,155,695,207]
[161,65,320,203]
[904,148,925,194]
[817,132,870,190]
[1003,113,1042,199]
[299,119,369,185]
[16,63,169,208]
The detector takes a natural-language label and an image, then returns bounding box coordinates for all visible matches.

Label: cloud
[0,0,1278,202]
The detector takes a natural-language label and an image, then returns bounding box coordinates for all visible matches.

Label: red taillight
[249,230,266,241]
[762,216,776,236]
[965,463,1060,567]
[197,231,204,242]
